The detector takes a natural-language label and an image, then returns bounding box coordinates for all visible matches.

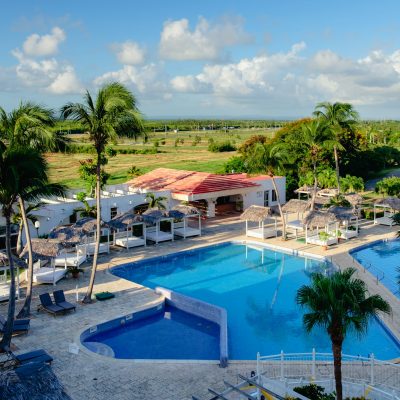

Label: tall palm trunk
[16,198,34,318]
[333,145,341,193]
[83,153,102,303]
[310,162,318,210]
[0,213,16,351]
[270,174,286,240]
[332,339,343,400]
[16,221,23,255]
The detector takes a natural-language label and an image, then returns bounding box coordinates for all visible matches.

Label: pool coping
[78,238,400,364]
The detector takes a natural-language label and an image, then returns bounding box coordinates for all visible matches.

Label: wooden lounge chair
[38,293,65,316]
[15,349,53,365]
[0,314,30,327]
[0,316,30,335]
[53,290,76,312]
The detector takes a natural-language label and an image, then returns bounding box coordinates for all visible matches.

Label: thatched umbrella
[0,364,72,399]
[344,193,363,207]
[281,199,310,213]
[302,211,337,229]
[240,205,271,222]
[142,208,168,224]
[73,217,98,233]
[20,238,63,261]
[328,206,358,221]
[294,185,320,194]
[375,197,400,211]
[107,212,143,230]
[48,225,86,247]
[317,188,339,197]
[167,209,186,220]
[171,204,200,216]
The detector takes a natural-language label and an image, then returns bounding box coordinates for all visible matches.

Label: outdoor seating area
[240,205,278,239]
[38,290,75,316]
[374,197,400,226]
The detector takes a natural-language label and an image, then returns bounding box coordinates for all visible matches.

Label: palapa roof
[302,211,337,228]
[107,211,143,230]
[0,251,27,269]
[20,238,63,260]
[328,206,358,221]
[281,199,310,213]
[171,204,200,216]
[240,205,271,222]
[48,225,86,247]
[344,193,363,206]
[294,185,320,194]
[317,188,339,197]
[73,217,108,233]
[142,208,171,224]
[375,197,400,211]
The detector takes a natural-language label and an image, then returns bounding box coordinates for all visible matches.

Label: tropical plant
[325,195,351,208]
[127,165,143,178]
[296,268,391,400]
[74,192,97,218]
[340,175,364,193]
[314,102,359,193]
[317,168,337,189]
[375,176,400,196]
[12,202,42,255]
[61,82,144,303]
[78,158,110,197]
[146,193,167,210]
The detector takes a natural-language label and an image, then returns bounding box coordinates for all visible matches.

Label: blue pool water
[83,304,219,360]
[351,239,400,298]
[112,242,400,360]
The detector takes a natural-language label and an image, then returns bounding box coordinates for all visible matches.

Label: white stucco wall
[243,176,286,209]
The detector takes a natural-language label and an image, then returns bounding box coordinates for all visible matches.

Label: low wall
[155,287,228,367]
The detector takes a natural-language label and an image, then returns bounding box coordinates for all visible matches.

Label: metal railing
[256,350,400,399]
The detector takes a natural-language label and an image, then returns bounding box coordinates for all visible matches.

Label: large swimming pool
[112,242,400,360]
[351,239,400,298]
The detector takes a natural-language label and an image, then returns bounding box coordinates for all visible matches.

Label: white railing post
[370,353,375,386]
[256,352,261,400]
[312,348,316,381]
[280,350,285,381]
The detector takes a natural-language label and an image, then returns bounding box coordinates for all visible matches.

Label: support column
[206,198,217,218]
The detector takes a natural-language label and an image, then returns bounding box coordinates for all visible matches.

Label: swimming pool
[351,239,400,298]
[111,242,400,360]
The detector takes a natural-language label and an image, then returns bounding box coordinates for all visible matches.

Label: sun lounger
[146,229,173,243]
[114,232,146,249]
[53,290,76,312]
[174,226,201,238]
[38,293,65,316]
[0,315,30,327]
[245,227,278,239]
[33,260,68,285]
[15,349,53,365]
[85,242,109,255]
[54,245,87,267]
[0,318,30,335]
[15,360,46,378]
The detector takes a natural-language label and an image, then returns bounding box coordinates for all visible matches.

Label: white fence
[256,350,400,400]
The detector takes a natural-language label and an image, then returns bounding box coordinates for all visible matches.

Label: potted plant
[68,266,84,279]
[336,229,342,242]
[318,231,330,250]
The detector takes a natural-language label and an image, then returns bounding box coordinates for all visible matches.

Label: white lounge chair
[54,245,87,267]
[146,227,174,243]
[85,242,110,255]
[173,221,201,238]
[306,234,338,247]
[32,260,67,285]
[114,231,146,249]
[246,227,278,239]
[374,211,396,226]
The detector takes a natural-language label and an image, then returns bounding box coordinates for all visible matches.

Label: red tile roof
[128,168,260,195]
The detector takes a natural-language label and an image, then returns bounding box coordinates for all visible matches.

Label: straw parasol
[107,212,143,230]
[328,206,358,221]
[142,208,169,224]
[171,204,200,216]
[302,211,337,228]
[294,185,320,194]
[240,205,271,222]
[0,251,27,269]
[73,217,108,233]
[317,188,339,197]
[20,238,63,261]
[375,197,400,211]
[167,209,186,220]
[281,199,310,213]
[48,225,86,247]
[344,193,363,207]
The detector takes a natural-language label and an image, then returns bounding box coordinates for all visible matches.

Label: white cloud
[112,41,145,65]
[47,66,82,94]
[22,26,65,57]
[159,16,253,61]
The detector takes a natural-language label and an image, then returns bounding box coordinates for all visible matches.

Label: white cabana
[170,205,202,239]
[374,197,400,226]
[303,211,339,247]
[54,245,87,267]
[73,218,110,254]
[20,239,67,285]
[240,205,278,239]
[281,199,310,238]
[328,206,359,240]
[108,212,146,250]
[142,209,174,244]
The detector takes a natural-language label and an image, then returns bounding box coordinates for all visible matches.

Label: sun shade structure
[0,251,26,301]
[328,206,359,239]
[108,211,146,250]
[20,239,67,285]
[281,199,310,238]
[317,188,339,198]
[48,225,86,247]
[142,208,174,244]
[302,211,339,247]
[170,204,202,239]
[294,185,321,199]
[344,193,363,207]
[373,197,400,226]
[73,217,110,255]
[240,205,278,239]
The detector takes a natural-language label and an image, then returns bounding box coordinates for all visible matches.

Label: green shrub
[208,141,236,152]
[361,208,384,219]
[375,176,400,196]
[293,384,335,400]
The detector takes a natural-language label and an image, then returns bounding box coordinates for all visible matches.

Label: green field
[48,127,277,188]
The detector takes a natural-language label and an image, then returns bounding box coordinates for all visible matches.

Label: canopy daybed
[303,211,339,247]
[281,199,310,238]
[374,197,400,226]
[142,209,174,244]
[108,211,146,249]
[170,205,201,239]
[240,205,278,239]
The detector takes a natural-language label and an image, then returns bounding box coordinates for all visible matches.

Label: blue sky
[1,1,400,118]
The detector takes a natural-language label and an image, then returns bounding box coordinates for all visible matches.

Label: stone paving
[1,216,400,399]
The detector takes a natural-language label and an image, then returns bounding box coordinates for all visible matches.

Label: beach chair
[53,290,76,312]
[15,349,53,365]
[38,293,65,316]
[0,314,30,327]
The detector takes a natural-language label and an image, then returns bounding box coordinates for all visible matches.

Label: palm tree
[61,82,144,303]
[300,120,336,210]
[146,193,167,210]
[313,102,359,193]
[296,268,391,400]
[12,202,42,255]
[74,192,97,218]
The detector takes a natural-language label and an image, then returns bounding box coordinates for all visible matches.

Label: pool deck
[2,216,400,400]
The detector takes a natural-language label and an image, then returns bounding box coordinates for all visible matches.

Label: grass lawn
[47,128,275,188]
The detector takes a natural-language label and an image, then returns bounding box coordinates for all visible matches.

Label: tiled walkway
[2,217,399,399]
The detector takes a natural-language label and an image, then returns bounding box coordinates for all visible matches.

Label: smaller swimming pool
[81,303,220,361]
[351,239,400,298]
